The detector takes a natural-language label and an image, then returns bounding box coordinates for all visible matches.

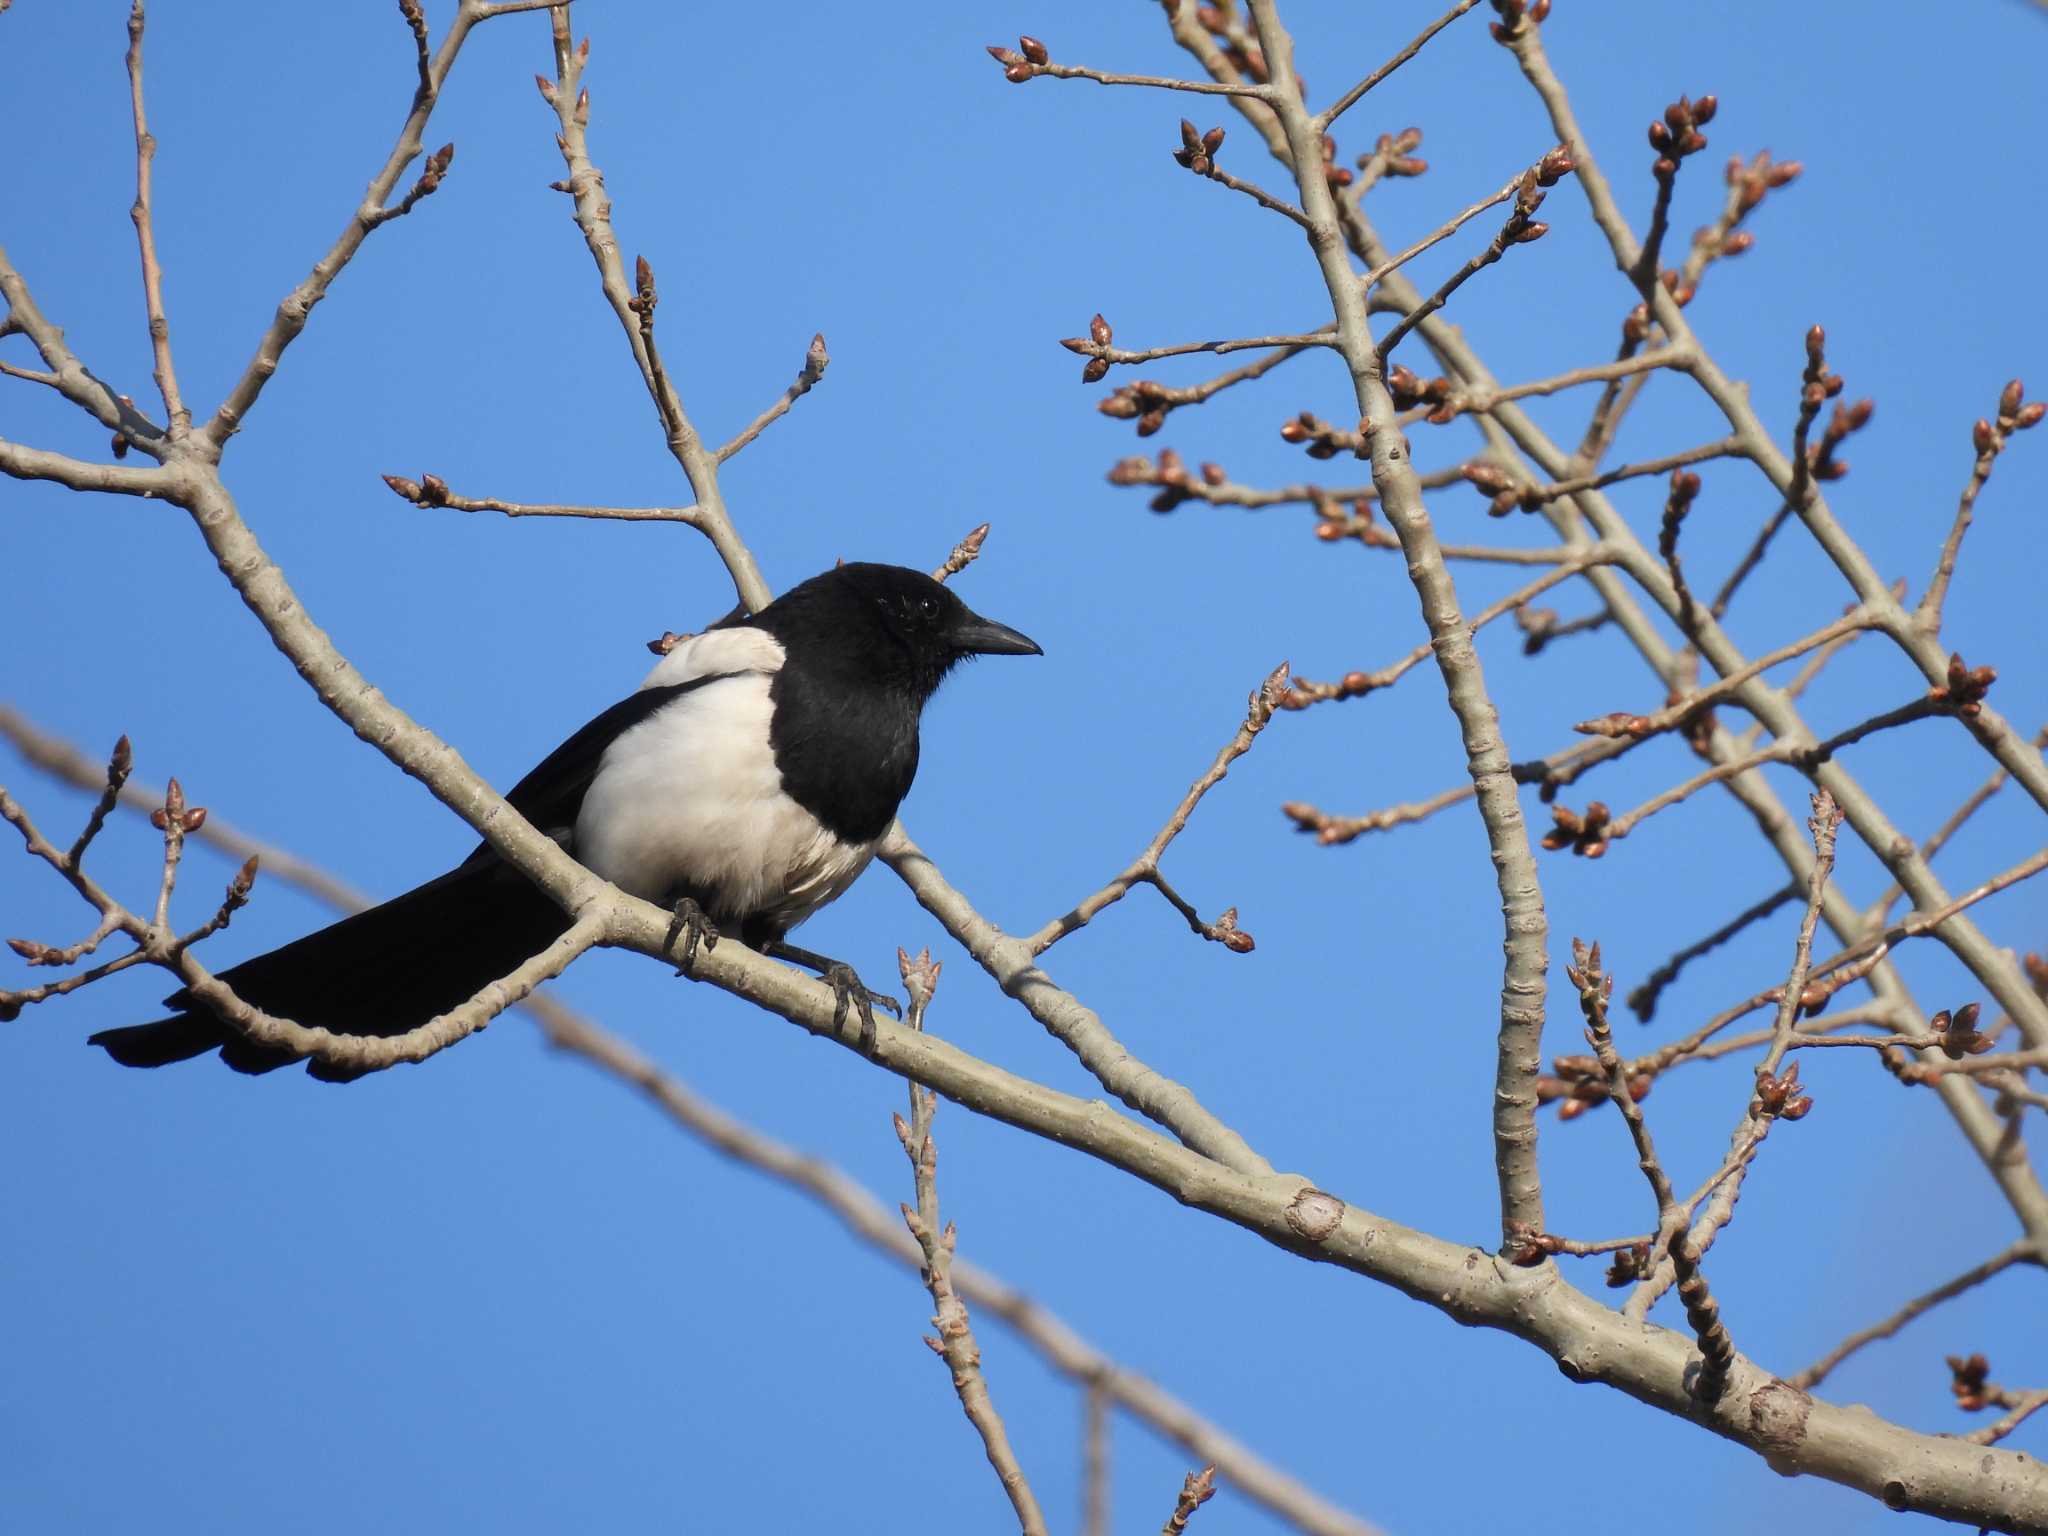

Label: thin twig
[1426,346,1690,428]
[1083,1381,1112,1536]
[1074,330,1335,367]
[715,332,829,463]
[539,10,771,611]
[1278,547,1615,709]
[893,952,1049,1536]
[1790,1242,2035,1392]
[200,0,526,448]
[1627,794,1840,1320]
[1861,725,2045,930]
[1627,882,1798,1023]
[1920,383,2041,634]
[1031,663,1288,953]
[379,472,699,524]
[1964,1387,2048,1448]
[1502,436,1740,514]
[124,2,187,437]
[1314,0,1483,131]
[1204,164,1313,228]
[1023,60,1272,99]
[1356,174,1517,292]
[1375,171,1555,363]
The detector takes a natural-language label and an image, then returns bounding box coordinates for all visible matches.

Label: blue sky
[4,3,2046,1532]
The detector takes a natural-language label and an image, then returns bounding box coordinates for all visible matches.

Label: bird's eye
[918,596,939,618]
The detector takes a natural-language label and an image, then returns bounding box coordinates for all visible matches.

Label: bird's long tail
[88,855,571,1080]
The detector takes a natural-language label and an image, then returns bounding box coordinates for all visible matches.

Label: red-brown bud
[1017,35,1048,65]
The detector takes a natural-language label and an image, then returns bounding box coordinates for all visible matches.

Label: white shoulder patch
[639,626,786,691]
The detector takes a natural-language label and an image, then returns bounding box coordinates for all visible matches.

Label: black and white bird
[88,562,1040,1079]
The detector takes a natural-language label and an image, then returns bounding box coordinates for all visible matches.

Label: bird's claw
[822,961,899,1055]
[665,897,720,977]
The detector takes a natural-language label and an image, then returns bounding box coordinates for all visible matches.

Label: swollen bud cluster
[1172,118,1227,176]
[1648,93,1716,186]
[985,35,1049,83]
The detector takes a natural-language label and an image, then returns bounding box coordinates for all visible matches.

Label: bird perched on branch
[89,562,1041,1079]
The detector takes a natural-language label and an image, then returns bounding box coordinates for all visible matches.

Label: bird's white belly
[573,673,874,931]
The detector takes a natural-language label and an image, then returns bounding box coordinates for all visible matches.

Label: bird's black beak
[951,610,1042,657]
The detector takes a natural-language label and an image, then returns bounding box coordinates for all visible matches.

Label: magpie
[87,562,1040,1079]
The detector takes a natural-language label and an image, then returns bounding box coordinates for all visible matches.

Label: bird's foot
[820,960,902,1057]
[764,940,900,1055]
[664,897,721,976]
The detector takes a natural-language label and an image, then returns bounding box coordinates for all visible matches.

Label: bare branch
[1375,158,1566,363]
[0,434,175,497]
[1626,793,1839,1319]
[1627,883,1797,1024]
[124,1,186,436]
[379,471,699,525]
[200,1,524,449]
[1791,1242,2036,1392]
[715,331,829,464]
[1358,165,1523,293]
[1420,345,1691,428]
[893,952,1048,1536]
[1083,1382,1111,1536]
[1031,662,1287,954]
[539,12,771,611]
[0,247,167,451]
[0,358,61,388]
[1314,0,1483,131]
[1062,326,1335,368]
[1966,1390,2048,1448]
[1919,380,2044,633]
[1862,724,2046,930]
[1099,342,1315,436]
[992,47,1273,100]
[883,825,1276,1179]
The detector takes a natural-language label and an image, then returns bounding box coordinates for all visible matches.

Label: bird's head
[759,562,1040,703]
